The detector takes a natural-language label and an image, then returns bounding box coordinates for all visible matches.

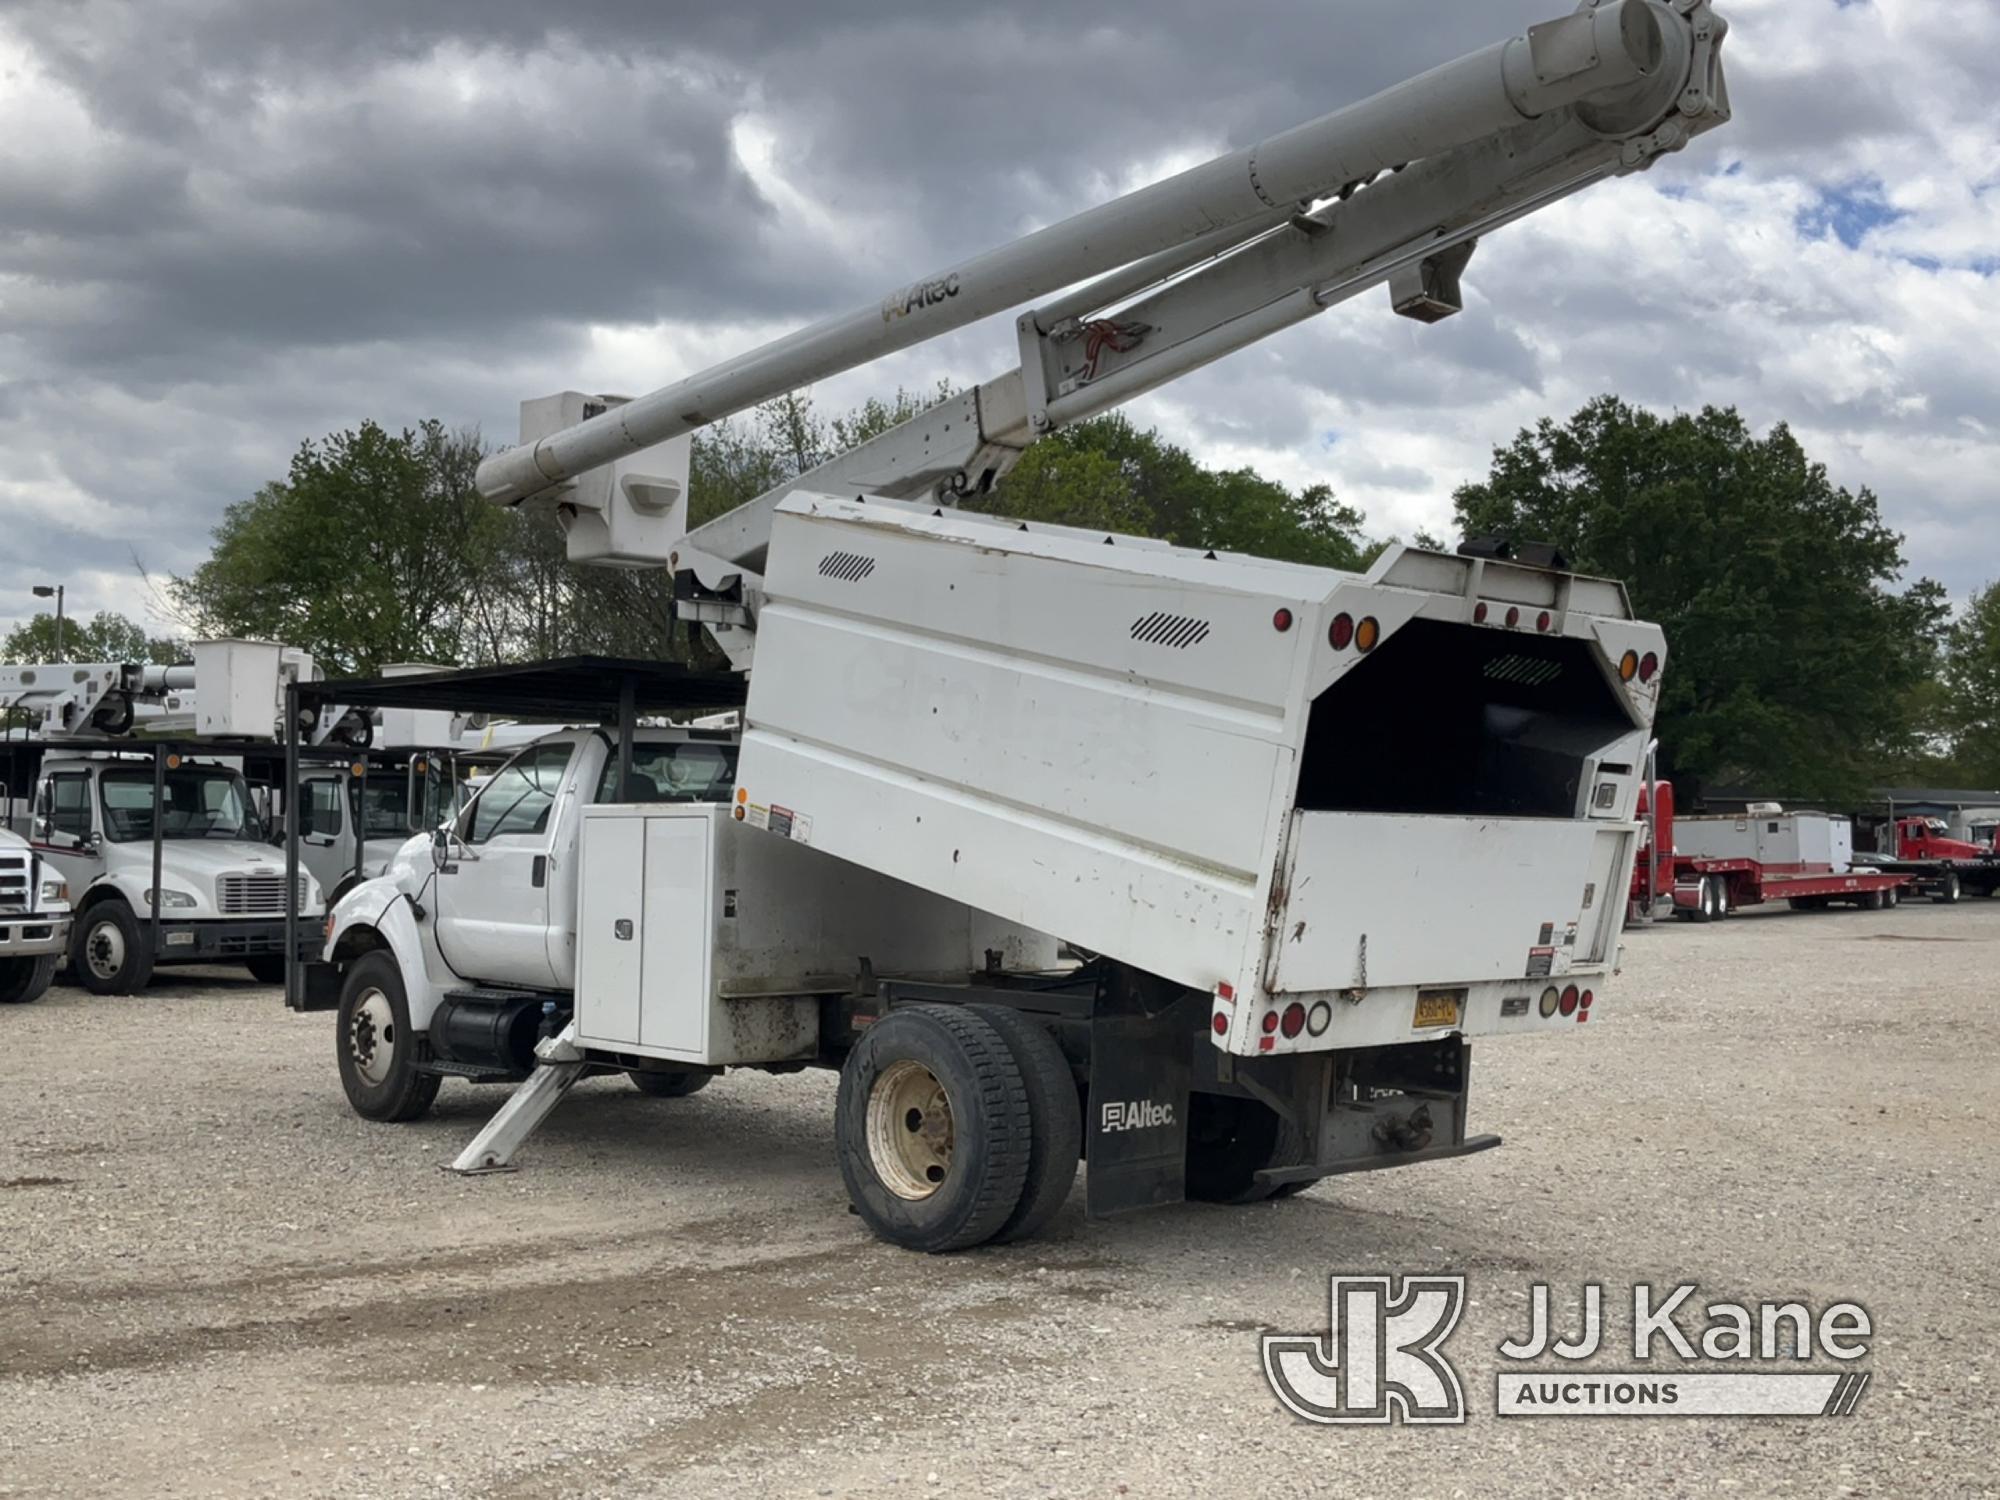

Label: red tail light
[1505,607,1521,629]
[1273,608,1295,633]
[1474,602,1489,624]
[1559,985,1580,1017]
[1261,1010,1280,1034]
[1639,652,1659,683]
[1536,611,1552,633]
[1281,1003,1306,1039]
[1580,990,1595,1010]
[1212,1012,1229,1036]
[1329,613,1355,650]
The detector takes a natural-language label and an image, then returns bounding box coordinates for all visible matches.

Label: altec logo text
[1263,1277,1874,1425]
[1099,1099,1175,1132]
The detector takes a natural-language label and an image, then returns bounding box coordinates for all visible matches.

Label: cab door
[432,740,578,988]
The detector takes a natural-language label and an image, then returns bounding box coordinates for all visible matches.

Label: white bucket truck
[311,0,1728,1249]
[0,826,70,1005]
[2,640,329,993]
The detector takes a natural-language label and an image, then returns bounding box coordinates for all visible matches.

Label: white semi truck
[0,827,71,1005]
[312,0,1730,1250]
[1,641,336,992]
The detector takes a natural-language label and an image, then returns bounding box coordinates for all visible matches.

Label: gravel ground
[2,900,1996,1499]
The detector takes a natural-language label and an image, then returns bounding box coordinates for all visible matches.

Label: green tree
[977,415,1377,570]
[1,610,182,665]
[1453,397,1948,799]
[173,421,507,675]
[1942,581,2000,784]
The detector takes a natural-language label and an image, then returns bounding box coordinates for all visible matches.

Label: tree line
[5,392,1995,801]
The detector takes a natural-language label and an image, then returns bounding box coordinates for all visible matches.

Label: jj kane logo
[1263,1277,1873,1424]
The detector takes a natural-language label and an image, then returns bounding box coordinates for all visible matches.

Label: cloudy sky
[1,0,1994,641]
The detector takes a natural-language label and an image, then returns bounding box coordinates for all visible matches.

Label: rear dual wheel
[1932,871,1962,905]
[835,1003,1080,1252]
[1689,876,1727,924]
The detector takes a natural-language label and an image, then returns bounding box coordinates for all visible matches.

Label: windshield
[593,741,740,804]
[100,767,261,843]
[352,778,414,840]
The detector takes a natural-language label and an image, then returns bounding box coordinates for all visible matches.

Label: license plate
[1413,989,1464,1029]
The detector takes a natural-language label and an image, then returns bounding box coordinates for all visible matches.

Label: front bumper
[149,919,324,964]
[0,913,71,959]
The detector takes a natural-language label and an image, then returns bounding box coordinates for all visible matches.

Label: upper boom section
[477,0,1697,511]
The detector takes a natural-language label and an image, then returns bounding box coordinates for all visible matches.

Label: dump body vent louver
[818,552,877,581]
[1130,612,1211,648]
[1483,654,1564,687]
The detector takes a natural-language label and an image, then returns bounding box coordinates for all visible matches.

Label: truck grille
[218,872,308,915]
[0,851,28,912]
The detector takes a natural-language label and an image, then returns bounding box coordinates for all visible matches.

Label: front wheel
[69,903,154,995]
[0,954,57,1005]
[335,951,440,1122]
[834,1005,1032,1253]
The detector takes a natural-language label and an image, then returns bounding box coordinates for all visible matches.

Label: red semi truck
[1863,817,2000,902]
[1630,784,1910,922]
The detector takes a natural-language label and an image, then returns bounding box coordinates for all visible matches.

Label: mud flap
[1084,972,1204,1218]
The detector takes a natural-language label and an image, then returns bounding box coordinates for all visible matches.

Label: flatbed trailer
[1661,857,1909,922]
[1855,856,2000,904]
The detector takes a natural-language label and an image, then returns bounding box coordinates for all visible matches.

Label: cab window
[465,743,573,843]
[300,777,344,838]
[35,774,92,844]
[593,740,739,805]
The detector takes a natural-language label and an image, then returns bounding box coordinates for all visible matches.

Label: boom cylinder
[476,0,1676,508]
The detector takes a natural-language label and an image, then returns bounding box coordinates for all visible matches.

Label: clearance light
[1212,1012,1229,1037]
[1536,611,1553,633]
[1505,607,1521,629]
[1281,1002,1307,1039]
[1559,985,1580,1017]
[736,787,749,803]
[1307,1000,1332,1036]
[1539,986,1561,1018]
[1619,650,1640,683]
[1261,1010,1281,1035]
[1355,617,1381,653]
[166,753,183,770]
[1639,652,1660,684]
[1329,613,1356,650]
[1474,603,1489,624]
[1273,608,1295,633]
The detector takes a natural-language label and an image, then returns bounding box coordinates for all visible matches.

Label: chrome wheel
[866,1059,954,1201]
[347,987,396,1088]
[84,919,126,981]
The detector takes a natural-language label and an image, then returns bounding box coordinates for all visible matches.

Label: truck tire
[244,956,289,985]
[1185,1093,1282,1204]
[1885,884,1902,908]
[69,902,154,995]
[971,1005,1083,1244]
[1689,877,1717,924]
[1933,871,1962,905]
[1862,889,1886,911]
[336,951,441,1122]
[0,954,57,1005]
[834,1004,1032,1253]
[628,1068,713,1099]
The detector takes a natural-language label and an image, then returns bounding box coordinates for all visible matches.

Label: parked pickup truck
[0,826,71,1004]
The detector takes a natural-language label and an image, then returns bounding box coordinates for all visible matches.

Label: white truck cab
[317,725,742,1013]
[290,753,454,905]
[30,753,325,993]
[0,826,71,1005]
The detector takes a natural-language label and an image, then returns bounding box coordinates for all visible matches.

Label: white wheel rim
[866,1059,955,1201]
[348,988,396,1087]
[85,920,126,980]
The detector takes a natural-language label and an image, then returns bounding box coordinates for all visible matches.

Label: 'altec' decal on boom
[881,273,961,322]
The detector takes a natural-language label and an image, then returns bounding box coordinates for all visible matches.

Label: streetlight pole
[31,584,64,659]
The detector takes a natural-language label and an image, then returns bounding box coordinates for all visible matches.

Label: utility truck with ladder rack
[311,0,1733,1250]
[1,641,337,992]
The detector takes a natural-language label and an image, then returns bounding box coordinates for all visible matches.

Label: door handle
[531,855,547,888]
